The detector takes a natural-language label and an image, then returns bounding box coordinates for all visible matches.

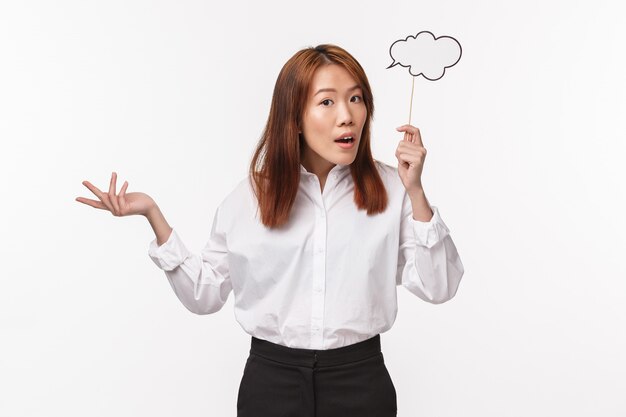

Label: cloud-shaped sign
[387,30,462,80]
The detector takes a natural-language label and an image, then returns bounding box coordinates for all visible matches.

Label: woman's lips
[334,138,355,149]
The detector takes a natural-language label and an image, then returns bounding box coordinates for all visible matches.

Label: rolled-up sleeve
[396,193,465,304]
[148,229,192,271]
[148,205,232,314]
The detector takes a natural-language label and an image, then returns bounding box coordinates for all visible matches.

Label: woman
[76,44,465,417]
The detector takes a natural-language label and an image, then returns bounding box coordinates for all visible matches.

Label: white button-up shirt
[148,160,465,349]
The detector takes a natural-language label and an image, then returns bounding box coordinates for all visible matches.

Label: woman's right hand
[76,172,155,217]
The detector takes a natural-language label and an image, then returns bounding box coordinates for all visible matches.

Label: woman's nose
[338,102,353,126]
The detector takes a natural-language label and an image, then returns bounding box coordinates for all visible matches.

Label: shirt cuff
[409,205,451,249]
[148,229,192,271]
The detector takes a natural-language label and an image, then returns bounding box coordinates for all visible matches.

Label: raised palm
[76,172,154,217]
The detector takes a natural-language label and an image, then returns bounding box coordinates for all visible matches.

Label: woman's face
[300,64,367,174]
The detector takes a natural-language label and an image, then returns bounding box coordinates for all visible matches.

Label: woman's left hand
[395,124,426,194]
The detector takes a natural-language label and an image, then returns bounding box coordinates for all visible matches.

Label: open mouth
[334,137,354,143]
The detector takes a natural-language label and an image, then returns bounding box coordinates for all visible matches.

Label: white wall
[1,0,624,416]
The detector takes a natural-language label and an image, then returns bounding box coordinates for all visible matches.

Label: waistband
[249,334,381,368]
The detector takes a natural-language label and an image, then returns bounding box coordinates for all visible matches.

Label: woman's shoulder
[218,174,256,212]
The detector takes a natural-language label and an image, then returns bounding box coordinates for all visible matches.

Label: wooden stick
[408,76,415,125]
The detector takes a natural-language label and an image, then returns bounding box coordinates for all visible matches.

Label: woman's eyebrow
[314,85,361,96]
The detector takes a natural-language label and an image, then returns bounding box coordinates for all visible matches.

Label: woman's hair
[248,43,388,229]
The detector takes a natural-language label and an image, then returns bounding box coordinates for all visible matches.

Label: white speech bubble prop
[387,30,462,124]
[387,30,462,80]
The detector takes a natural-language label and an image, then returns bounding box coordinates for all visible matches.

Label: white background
[1,0,625,416]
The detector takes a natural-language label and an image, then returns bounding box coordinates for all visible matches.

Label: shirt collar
[300,163,350,176]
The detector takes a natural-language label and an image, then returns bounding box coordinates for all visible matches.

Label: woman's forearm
[145,204,173,246]
[408,188,433,222]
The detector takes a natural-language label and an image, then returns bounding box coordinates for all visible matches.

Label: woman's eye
[321,96,361,106]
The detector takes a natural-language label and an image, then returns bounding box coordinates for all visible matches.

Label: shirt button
[320,211,325,217]
[317,247,324,253]
[314,286,322,292]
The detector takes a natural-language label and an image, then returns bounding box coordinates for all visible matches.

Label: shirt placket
[310,177,327,349]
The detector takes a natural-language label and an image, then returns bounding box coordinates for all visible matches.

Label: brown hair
[248,43,388,229]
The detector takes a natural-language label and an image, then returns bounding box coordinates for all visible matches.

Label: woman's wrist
[145,203,160,220]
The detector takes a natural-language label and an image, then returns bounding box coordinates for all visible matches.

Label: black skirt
[237,334,397,417]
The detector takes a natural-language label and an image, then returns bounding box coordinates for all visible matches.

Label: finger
[75,197,110,210]
[108,172,120,214]
[82,180,105,199]
[99,193,115,213]
[397,152,413,169]
[396,124,418,133]
[119,180,128,210]
[396,125,419,143]
[398,153,421,168]
[398,139,423,151]
[411,128,423,147]
[109,172,117,195]
[82,181,114,212]
[119,180,128,198]
[397,144,425,160]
